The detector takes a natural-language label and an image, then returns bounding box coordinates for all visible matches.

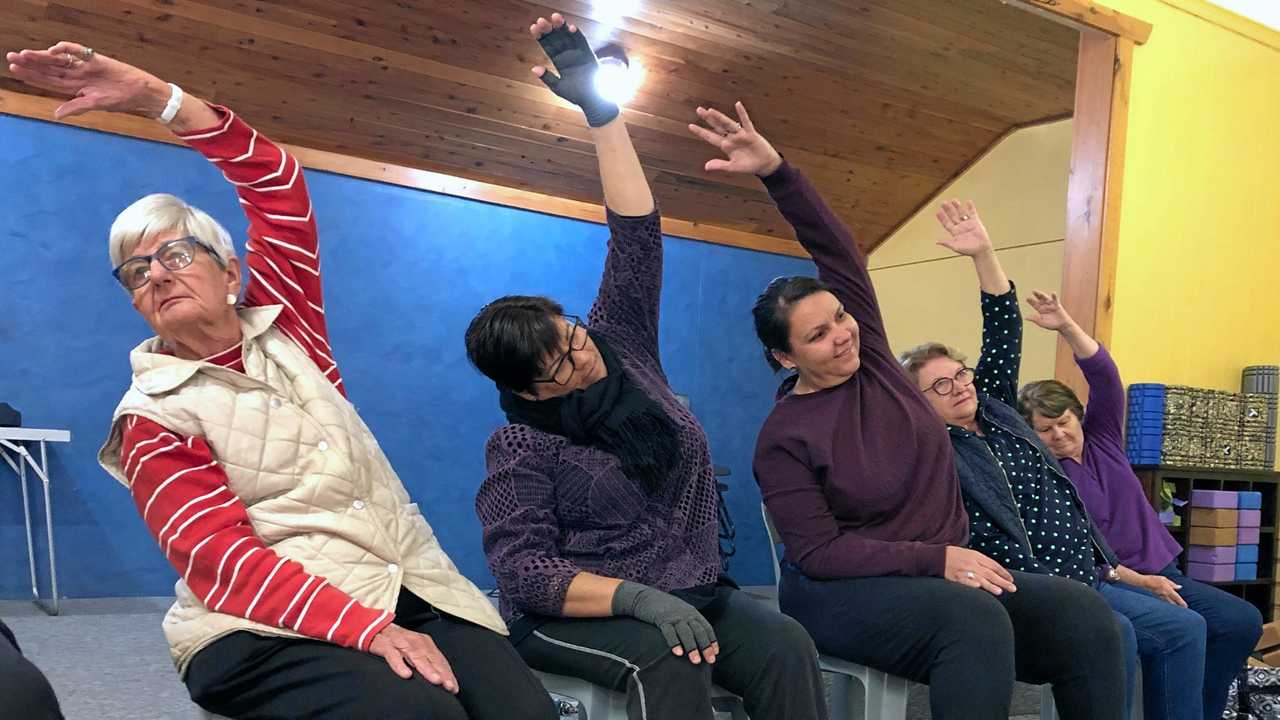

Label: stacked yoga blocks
[1186,490,1262,582]
[1126,382,1275,470]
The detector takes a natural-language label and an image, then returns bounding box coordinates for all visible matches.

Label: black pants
[781,568,1126,720]
[0,619,63,720]
[516,586,828,720]
[186,590,556,720]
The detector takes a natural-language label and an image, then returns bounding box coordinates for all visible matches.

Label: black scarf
[499,332,681,494]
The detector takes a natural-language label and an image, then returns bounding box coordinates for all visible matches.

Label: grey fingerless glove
[611,581,717,654]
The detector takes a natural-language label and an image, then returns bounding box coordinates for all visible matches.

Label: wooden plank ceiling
[1,0,1078,254]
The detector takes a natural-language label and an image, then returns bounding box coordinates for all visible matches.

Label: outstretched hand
[6,41,170,120]
[1025,290,1075,331]
[529,13,619,127]
[935,200,993,257]
[687,102,782,177]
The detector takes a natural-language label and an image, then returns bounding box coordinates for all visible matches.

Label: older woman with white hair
[6,42,555,720]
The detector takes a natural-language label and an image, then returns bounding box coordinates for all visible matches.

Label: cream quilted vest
[99,306,506,674]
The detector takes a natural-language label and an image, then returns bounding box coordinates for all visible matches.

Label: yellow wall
[1101,0,1280,390]
[870,120,1072,384]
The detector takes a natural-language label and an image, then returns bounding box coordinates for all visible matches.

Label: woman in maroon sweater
[689,102,1126,719]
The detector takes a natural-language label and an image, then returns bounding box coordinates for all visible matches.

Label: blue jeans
[1161,564,1262,719]
[1098,563,1262,720]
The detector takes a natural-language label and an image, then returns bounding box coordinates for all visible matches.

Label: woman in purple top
[1019,292,1262,720]
[466,14,826,720]
[700,101,1125,719]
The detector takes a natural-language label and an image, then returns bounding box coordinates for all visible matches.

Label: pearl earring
[226,293,237,305]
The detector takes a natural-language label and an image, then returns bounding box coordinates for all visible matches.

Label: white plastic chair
[760,504,1133,720]
[534,669,748,719]
[760,503,909,719]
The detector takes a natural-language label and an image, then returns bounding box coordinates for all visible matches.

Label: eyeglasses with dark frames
[923,366,976,396]
[532,315,588,386]
[112,236,224,291]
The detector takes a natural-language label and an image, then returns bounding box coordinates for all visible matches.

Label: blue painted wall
[0,115,812,599]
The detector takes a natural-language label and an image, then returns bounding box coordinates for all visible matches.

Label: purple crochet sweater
[475,209,722,626]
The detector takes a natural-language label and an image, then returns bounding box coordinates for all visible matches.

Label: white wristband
[158,82,183,125]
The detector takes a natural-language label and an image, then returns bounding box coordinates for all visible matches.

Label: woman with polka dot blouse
[901,200,1224,720]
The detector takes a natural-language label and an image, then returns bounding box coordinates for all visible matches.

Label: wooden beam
[0,88,807,258]
[1007,0,1154,44]
[1056,30,1133,399]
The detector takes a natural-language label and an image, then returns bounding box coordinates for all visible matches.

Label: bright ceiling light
[595,0,641,32]
[594,56,645,106]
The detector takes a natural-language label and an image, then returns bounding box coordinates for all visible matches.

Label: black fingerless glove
[536,24,620,128]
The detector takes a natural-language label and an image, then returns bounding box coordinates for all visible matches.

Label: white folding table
[0,427,71,615]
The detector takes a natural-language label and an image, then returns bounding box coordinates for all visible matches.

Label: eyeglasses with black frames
[112,236,224,291]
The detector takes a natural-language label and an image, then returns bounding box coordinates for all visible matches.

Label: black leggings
[781,567,1126,720]
[185,590,556,720]
[0,619,63,720]
[516,586,828,720]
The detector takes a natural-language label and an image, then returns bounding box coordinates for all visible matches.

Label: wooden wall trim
[0,89,808,259]
[1009,0,1154,44]
[1056,30,1133,399]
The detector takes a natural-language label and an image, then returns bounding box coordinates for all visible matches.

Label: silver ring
[965,571,976,579]
[81,47,94,61]
[959,214,970,221]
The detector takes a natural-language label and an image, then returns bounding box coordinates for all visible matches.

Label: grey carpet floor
[1,597,1043,719]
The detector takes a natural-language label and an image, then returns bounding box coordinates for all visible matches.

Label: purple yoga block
[1239,509,1262,527]
[1187,545,1237,564]
[1187,562,1236,582]
[1238,527,1261,544]
[1191,490,1238,508]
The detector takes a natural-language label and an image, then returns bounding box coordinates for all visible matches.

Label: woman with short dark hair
[1020,292,1262,720]
[466,14,827,720]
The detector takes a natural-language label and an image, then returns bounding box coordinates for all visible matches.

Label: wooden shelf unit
[1137,466,1280,622]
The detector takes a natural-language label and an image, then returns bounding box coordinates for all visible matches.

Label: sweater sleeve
[1075,345,1126,448]
[121,415,392,650]
[760,162,890,358]
[753,432,947,579]
[174,105,343,394]
[973,285,1023,407]
[475,426,582,617]
[587,209,664,362]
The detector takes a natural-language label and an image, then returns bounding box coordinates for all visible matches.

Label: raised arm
[7,42,339,389]
[688,103,891,356]
[932,200,1022,403]
[935,200,1010,296]
[1024,291,1122,442]
[527,14,661,352]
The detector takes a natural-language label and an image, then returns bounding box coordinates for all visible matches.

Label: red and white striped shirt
[119,105,392,651]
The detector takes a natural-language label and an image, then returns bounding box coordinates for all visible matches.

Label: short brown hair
[898,342,967,381]
[1018,380,1084,424]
